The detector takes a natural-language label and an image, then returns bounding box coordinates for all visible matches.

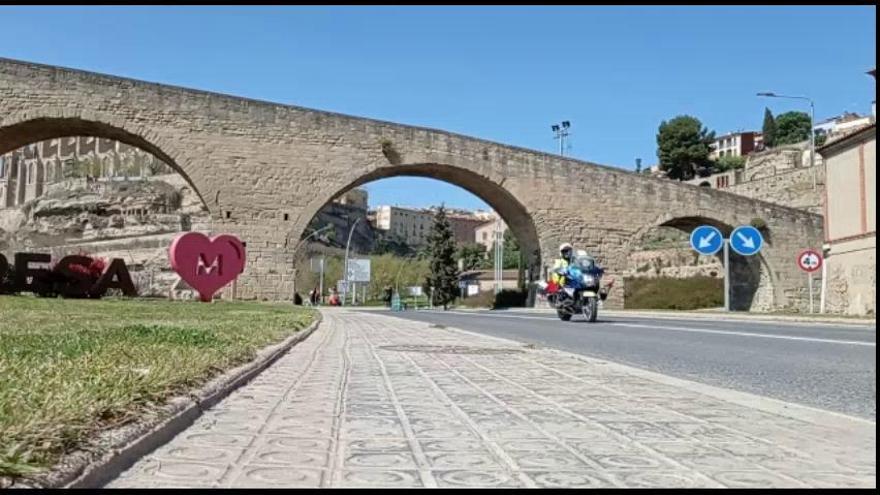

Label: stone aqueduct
[0,58,824,310]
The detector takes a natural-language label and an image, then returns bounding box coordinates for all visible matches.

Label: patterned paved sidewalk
[107,310,876,488]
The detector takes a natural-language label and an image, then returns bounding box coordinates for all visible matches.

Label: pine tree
[424,205,459,310]
[762,107,777,148]
[656,115,715,181]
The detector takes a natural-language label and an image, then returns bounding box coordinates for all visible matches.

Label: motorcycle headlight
[582,274,595,285]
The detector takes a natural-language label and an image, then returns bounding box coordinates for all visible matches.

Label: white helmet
[559,242,573,253]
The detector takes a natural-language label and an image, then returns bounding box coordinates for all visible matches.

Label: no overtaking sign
[798,249,823,273]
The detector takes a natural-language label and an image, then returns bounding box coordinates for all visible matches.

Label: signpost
[797,249,823,314]
[408,286,422,310]
[345,258,371,305]
[690,224,763,312]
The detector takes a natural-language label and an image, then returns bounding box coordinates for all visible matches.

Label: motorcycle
[536,252,609,323]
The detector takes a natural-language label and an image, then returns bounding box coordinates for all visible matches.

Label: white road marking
[609,322,875,347]
[419,310,876,347]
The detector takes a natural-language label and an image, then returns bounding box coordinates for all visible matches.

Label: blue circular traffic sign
[730,225,764,256]
[690,225,723,256]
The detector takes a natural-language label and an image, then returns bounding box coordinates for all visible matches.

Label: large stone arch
[624,212,779,311]
[0,111,210,211]
[295,162,543,273]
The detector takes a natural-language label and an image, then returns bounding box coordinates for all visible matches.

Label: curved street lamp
[757,92,816,190]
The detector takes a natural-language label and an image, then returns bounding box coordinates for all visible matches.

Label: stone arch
[0,111,210,212]
[294,162,543,281]
[624,212,778,311]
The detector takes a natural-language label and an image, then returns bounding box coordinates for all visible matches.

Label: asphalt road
[366,308,877,420]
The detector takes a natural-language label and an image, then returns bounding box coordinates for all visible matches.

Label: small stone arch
[624,213,777,311]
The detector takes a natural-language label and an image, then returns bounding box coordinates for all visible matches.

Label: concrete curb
[17,312,322,489]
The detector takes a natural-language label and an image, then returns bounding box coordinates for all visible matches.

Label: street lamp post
[551,121,571,156]
[759,92,823,313]
[342,216,362,306]
[757,92,816,190]
[394,258,409,295]
[285,224,334,303]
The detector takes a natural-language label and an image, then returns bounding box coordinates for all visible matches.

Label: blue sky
[1,6,875,210]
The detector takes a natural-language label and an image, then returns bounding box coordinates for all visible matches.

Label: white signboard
[408,286,423,296]
[346,258,371,282]
[467,284,480,296]
[309,257,325,273]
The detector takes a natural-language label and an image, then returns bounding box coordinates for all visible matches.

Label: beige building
[474,216,509,250]
[459,269,520,295]
[371,205,434,247]
[0,137,171,208]
[818,121,875,316]
[710,131,757,159]
[371,205,494,248]
[334,188,368,210]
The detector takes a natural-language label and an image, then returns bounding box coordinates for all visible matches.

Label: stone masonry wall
[727,165,825,214]
[0,58,825,311]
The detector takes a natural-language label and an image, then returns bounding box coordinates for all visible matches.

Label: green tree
[423,205,459,309]
[713,155,746,173]
[456,242,487,271]
[373,237,414,257]
[762,107,777,148]
[775,111,812,145]
[656,116,716,180]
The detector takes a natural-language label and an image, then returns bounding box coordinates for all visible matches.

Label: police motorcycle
[536,250,609,323]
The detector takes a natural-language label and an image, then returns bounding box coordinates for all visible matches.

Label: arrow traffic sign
[690,225,724,256]
[797,249,823,273]
[730,225,763,256]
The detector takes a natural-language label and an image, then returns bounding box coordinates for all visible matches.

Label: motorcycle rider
[550,242,576,287]
[550,243,612,293]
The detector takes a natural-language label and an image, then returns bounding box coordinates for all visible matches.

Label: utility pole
[319,255,325,304]
[551,121,571,156]
[494,215,503,294]
[342,216,362,306]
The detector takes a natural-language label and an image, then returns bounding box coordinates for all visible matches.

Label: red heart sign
[169,232,246,302]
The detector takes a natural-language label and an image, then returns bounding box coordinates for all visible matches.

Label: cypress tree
[424,205,459,310]
[762,107,777,148]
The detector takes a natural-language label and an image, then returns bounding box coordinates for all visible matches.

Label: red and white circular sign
[797,249,823,273]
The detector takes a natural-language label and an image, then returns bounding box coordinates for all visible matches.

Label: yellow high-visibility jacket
[550,258,570,286]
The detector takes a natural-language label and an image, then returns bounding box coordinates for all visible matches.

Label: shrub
[380,139,401,164]
[457,290,495,309]
[624,276,723,310]
[750,217,768,231]
[493,289,528,309]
